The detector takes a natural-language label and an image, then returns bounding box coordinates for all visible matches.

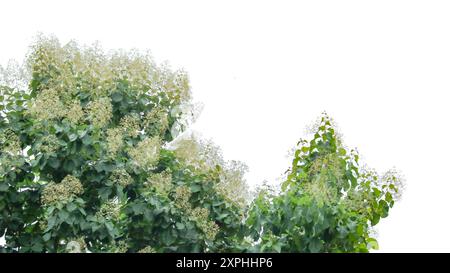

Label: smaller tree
[243,113,404,253]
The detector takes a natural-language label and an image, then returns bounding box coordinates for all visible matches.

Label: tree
[1,36,403,253]
[0,36,248,253]
[243,113,404,252]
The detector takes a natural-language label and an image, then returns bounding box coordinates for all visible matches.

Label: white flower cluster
[145,170,172,196]
[0,129,21,155]
[304,111,343,142]
[27,35,192,107]
[310,154,343,176]
[215,160,250,208]
[380,168,405,201]
[105,114,142,158]
[343,189,368,213]
[169,102,203,138]
[152,63,191,106]
[128,137,161,170]
[96,199,122,220]
[86,97,112,128]
[106,128,124,158]
[41,175,84,205]
[173,186,220,240]
[110,168,133,187]
[65,100,84,124]
[143,107,169,137]
[110,240,128,253]
[28,36,77,94]
[0,59,30,91]
[27,88,87,126]
[119,114,140,138]
[137,246,156,253]
[174,185,192,212]
[173,69,191,102]
[171,137,202,166]
[303,176,338,206]
[169,134,249,207]
[190,207,219,241]
[66,238,87,253]
[169,133,222,170]
[38,134,60,154]
[27,88,66,121]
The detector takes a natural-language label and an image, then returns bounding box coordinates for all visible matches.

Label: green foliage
[242,114,403,253]
[0,36,248,253]
[0,36,403,253]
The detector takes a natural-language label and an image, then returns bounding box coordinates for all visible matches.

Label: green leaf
[132,202,146,215]
[31,243,43,252]
[308,239,323,253]
[48,157,60,169]
[79,207,87,216]
[43,233,52,242]
[111,92,123,102]
[190,184,201,193]
[68,133,78,142]
[385,192,393,203]
[176,222,185,229]
[46,216,57,231]
[82,135,92,145]
[63,159,75,172]
[356,224,364,236]
[105,222,114,231]
[53,124,64,133]
[77,129,88,138]
[217,213,229,220]
[0,183,9,192]
[373,188,381,198]
[379,200,390,218]
[281,180,291,192]
[273,244,282,253]
[371,213,380,225]
[66,202,77,212]
[367,238,379,250]
[98,187,112,200]
[79,220,89,231]
[59,210,69,221]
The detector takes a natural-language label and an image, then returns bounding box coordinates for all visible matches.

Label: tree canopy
[0,36,403,253]
[242,114,403,252]
[0,36,248,253]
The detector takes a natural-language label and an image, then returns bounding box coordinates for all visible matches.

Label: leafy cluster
[0,36,403,253]
[0,36,248,253]
[243,114,403,252]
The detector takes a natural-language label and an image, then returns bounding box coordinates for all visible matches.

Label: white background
[1,0,449,252]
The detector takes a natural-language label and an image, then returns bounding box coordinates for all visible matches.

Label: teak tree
[243,114,403,253]
[0,36,403,253]
[0,36,248,253]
